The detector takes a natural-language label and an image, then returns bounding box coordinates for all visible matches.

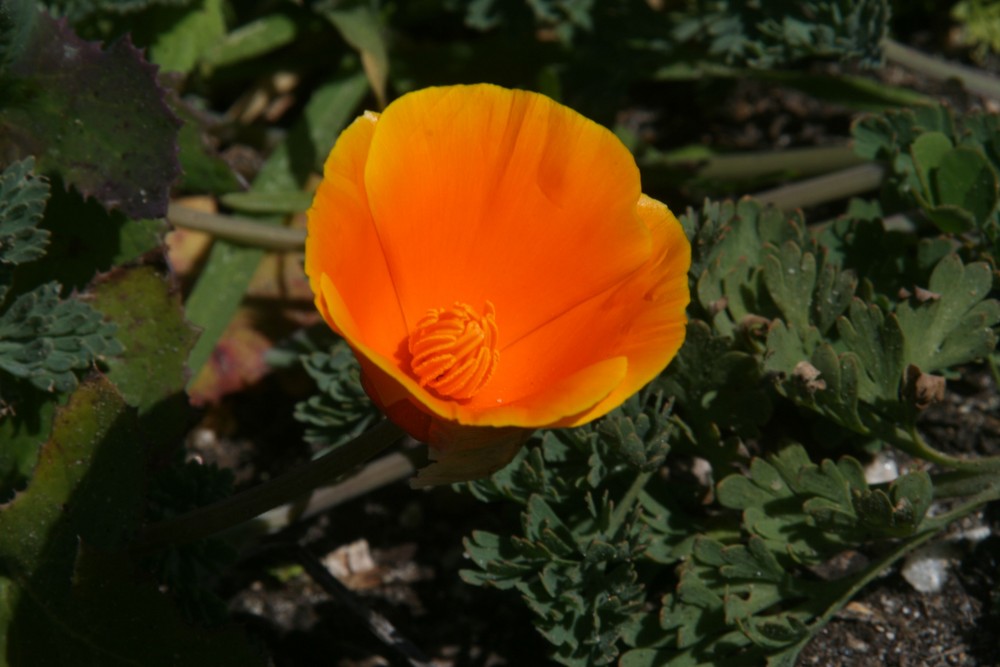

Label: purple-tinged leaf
[0,11,180,218]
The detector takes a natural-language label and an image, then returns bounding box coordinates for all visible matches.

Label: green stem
[882,38,1000,101]
[167,203,306,251]
[646,145,864,181]
[134,420,406,552]
[608,471,652,535]
[923,478,1000,530]
[888,425,1000,473]
[931,469,1000,499]
[754,163,885,211]
[803,527,938,638]
[254,451,416,534]
[781,478,1000,660]
[988,354,1000,388]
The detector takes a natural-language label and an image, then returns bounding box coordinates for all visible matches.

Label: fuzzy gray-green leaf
[0,158,49,270]
[0,282,121,394]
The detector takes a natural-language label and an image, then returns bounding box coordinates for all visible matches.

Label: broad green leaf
[0,158,47,268]
[168,94,243,195]
[145,0,225,73]
[835,299,904,404]
[202,14,297,70]
[0,375,265,666]
[762,241,816,333]
[651,441,933,666]
[910,135,997,232]
[910,131,953,197]
[852,104,1000,234]
[324,5,390,107]
[895,254,1000,373]
[739,614,808,650]
[0,392,56,501]
[765,254,997,438]
[298,72,371,175]
[684,198,804,336]
[812,262,857,335]
[90,265,198,452]
[0,11,181,218]
[932,147,999,226]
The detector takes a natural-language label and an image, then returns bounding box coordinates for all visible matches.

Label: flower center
[408,301,499,400]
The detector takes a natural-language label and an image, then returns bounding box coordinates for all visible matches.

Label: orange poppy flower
[305,84,690,485]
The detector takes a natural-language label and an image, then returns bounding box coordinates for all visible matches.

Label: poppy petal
[322,266,630,429]
[479,195,690,427]
[305,112,408,358]
[361,84,651,347]
[561,195,691,424]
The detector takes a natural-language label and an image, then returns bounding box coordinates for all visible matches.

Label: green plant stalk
[754,163,885,211]
[701,146,863,181]
[134,420,406,553]
[882,37,1000,101]
[607,470,652,536]
[989,354,1000,388]
[931,469,1000,499]
[167,203,306,251]
[780,526,940,659]
[888,424,1000,473]
[923,476,1000,529]
[254,451,416,534]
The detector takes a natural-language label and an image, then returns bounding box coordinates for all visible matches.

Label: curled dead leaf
[793,360,827,393]
[904,364,945,410]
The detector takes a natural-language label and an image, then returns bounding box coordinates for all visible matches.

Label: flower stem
[988,354,1000,388]
[167,202,306,251]
[754,163,885,211]
[608,471,652,536]
[645,145,864,181]
[882,38,1000,101]
[134,420,406,553]
[922,477,1000,529]
[888,425,1000,473]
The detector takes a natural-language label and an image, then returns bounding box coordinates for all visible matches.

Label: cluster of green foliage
[459,189,1000,664]
[2,0,1000,665]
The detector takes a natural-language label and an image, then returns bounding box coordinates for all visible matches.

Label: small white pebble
[864,452,899,485]
[901,542,959,594]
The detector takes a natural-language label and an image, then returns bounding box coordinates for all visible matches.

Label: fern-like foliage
[295,341,380,447]
[622,444,932,667]
[670,0,889,68]
[268,327,381,448]
[462,393,677,666]
[0,158,122,409]
[0,157,49,302]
